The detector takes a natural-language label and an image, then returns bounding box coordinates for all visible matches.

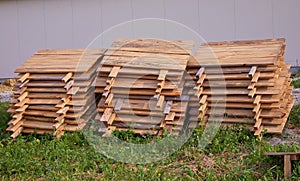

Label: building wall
[1,0,300,77]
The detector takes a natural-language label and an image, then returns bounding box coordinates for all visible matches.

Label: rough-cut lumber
[186,38,293,135]
[7,49,105,138]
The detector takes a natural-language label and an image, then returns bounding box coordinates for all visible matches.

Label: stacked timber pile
[6,38,295,138]
[186,38,294,135]
[6,49,105,138]
[95,38,194,135]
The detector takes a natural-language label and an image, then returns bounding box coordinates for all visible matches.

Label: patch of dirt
[0,79,15,102]
[268,124,300,146]
[0,79,16,92]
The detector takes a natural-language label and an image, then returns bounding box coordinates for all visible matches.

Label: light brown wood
[18,73,30,83]
[109,66,121,78]
[158,70,168,81]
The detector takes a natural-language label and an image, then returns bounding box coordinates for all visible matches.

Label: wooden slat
[114,98,124,111]
[108,66,121,78]
[156,95,165,108]
[100,108,113,122]
[18,73,30,83]
[62,73,73,83]
[164,101,173,114]
[11,127,23,139]
[158,70,168,81]
[284,155,292,179]
[248,66,257,77]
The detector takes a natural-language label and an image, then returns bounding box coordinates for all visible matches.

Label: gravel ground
[293,88,300,106]
[268,125,300,146]
[0,92,12,103]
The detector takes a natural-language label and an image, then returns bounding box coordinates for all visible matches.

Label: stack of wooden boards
[6,38,294,138]
[6,49,105,138]
[95,38,194,135]
[185,38,294,135]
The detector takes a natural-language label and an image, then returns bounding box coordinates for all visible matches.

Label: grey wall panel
[44,0,73,49]
[0,1,19,77]
[165,0,199,37]
[273,0,300,65]
[1,0,300,77]
[17,0,45,63]
[101,0,132,31]
[131,0,164,19]
[131,0,165,38]
[101,0,133,48]
[72,0,102,48]
[198,0,235,42]
[235,0,273,40]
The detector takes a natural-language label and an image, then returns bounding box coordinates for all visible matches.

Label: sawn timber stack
[6,38,294,138]
[186,38,294,135]
[6,49,105,138]
[95,38,194,135]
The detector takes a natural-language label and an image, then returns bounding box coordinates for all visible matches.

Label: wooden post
[284,155,292,179]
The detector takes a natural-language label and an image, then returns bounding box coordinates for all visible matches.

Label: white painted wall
[0,0,300,77]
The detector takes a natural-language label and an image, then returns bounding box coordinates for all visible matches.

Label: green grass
[0,102,300,180]
[288,104,300,127]
[291,77,300,88]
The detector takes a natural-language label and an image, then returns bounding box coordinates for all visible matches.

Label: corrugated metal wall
[1,0,300,77]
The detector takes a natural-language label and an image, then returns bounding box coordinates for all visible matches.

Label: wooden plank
[22,120,54,130]
[105,93,113,105]
[248,66,257,77]
[248,82,255,90]
[254,95,261,105]
[100,108,113,122]
[114,98,124,111]
[251,72,260,83]
[253,104,261,113]
[19,79,29,88]
[11,127,23,139]
[284,155,292,179]
[165,112,176,121]
[13,86,27,95]
[64,80,74,90]
[156,95,165,108]
[53,119,65,130]
[107,113,116,125]
[196,74,206,85]
[254,125,264,136]
[108,66,121,78]
[199,95,208,105]
[248,88,256,98]
[199,102,208,112]
[16,105,29,112]
[6,120,24,132]
[263,152,300,156]
[18,92,28,102]
[164,101,173,114]
[254,109,262,121]
[18,73,30,83]
[62,73,73,83]
[55,115,65,122]
[196,67,205,78]
[254,118,262,129]
[8,115,23,126]
[158,70,168,81]
[67,87,80,95]
[56,107,69,114]
[196,87,203,98]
